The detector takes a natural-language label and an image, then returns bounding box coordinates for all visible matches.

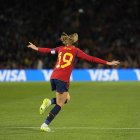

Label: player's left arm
[27,42,60,54]
[77,49,120,66]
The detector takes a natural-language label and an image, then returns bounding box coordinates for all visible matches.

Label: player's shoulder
[74,47,82,52]
[54,46,64,51]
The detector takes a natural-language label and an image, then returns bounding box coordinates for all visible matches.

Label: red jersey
[38,46,107,82]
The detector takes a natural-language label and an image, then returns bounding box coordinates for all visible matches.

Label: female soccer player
[27,32,120,132]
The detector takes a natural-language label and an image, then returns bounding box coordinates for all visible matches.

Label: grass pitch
[0,82,140,140]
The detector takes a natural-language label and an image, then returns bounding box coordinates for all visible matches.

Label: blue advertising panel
[0,69,140,82]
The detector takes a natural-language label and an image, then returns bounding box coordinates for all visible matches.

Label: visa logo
[88,69,119,81]
[134,69,140,81]
[0,70,26,82]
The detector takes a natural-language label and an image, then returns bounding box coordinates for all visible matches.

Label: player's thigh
[56,92,68,107]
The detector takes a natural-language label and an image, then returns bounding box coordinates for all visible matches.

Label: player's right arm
[77,49,120,66]
[27,42,59,54]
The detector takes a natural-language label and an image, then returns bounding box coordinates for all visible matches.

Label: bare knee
[56,92,68,107]
[57,100,65,107]
[66,94,70,103]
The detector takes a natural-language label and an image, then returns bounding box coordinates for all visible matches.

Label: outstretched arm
[27,42,59,54]
[77,49,120,66]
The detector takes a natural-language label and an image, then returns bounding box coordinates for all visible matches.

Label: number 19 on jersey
[56,52,73,68]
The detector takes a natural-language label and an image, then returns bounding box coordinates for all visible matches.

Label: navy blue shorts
[50,79,69,93]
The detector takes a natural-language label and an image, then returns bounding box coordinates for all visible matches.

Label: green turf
[0,82,140,140]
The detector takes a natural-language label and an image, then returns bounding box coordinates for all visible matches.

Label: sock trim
[49,112,55,117]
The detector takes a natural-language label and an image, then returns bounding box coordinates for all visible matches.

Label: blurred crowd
[0,0,139,69]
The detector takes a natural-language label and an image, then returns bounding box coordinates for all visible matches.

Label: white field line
[2,126,140,130]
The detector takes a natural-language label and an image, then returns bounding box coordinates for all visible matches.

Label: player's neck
[65,45,75,48]
[65,43,74,46]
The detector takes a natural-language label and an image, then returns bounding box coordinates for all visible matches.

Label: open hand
[27,42,38,51]
[107,60,120,66]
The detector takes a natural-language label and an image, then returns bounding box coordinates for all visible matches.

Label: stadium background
[0,0,140,140]
[0,0,139,69]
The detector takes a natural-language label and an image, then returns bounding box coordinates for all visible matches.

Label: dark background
[0,0,139,69]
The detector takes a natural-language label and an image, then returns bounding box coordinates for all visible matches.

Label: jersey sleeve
[38,47,61,54]
[77,49,107,65]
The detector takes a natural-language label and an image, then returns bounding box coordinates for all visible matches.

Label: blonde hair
[60,32,78,46]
